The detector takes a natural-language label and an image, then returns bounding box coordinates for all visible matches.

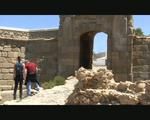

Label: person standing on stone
[25,58,41,96]
[13,56,26,100]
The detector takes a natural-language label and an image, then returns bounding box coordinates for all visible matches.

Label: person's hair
[17,56,21,62]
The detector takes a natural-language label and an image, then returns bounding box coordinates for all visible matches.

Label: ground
[2,77,78,105]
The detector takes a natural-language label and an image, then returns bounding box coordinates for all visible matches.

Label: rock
[67,76,75,80]
[135,82,146,93]
[117,82,128,92]
[118,93,139,105]
[66,67,150,105]
[128,83,136,92]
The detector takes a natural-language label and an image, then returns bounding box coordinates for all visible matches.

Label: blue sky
[0,15,149,53]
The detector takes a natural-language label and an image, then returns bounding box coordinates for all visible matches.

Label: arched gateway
[57,15,134,81]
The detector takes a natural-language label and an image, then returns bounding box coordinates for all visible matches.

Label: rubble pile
[66,67,150,105]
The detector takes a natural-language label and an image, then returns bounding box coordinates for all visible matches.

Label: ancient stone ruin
[0,15,150,97]
[66,67,150,105]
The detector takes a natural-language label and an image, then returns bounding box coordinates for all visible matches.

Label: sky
[0,15,149,53]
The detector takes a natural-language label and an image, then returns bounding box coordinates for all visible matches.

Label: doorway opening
[79,31,108,69]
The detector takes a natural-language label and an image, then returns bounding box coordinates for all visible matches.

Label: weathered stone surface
[118,93,139,105]
[11,48,20,52]
[3,47,11,52]
[135,82,146,92]
[66,67,150,105]
[8,52,19,58]
[0,80,14,85]
[133,36,150,80]
[1,15,150,92]
[0,46,3,51]
[2,63,14,68]
[7,58,16,64]
[0,28,57,91]
[1,52,7,57]
[0,74,2,79]
[58,15,132,82]
[0,29,28,40]
[9,69,14,73]
[2,74,14,80]
[20,53,25,58]
[1,69,9,73]
[0,57,7,62]
[20,47,25,53]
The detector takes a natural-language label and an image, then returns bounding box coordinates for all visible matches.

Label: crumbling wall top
[0,27,58,40]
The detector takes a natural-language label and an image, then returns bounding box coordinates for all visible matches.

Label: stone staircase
[0,89,27,104]
[0,80,26,91]
[0,80,27,104]
[0,80,14,91]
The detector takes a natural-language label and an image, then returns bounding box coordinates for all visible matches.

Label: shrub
[53,76,66,85]
[42,75,66,89]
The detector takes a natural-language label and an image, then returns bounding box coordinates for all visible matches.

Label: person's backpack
[15,62,23,76]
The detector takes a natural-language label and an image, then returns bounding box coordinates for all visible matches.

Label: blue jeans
[27,80,40,96]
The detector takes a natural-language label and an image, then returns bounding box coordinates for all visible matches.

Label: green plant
[41,75,66,89]
[42,81,56,89]
[53,76,66,85]
[134,28,144,36]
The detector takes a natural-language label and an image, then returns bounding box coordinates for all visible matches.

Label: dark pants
[25,73,41,87]
[13,75,23,100]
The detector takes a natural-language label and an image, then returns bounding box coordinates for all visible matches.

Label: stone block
[133,59,147,65]
[2,74,14,80]
[0,80,14,85]
[20,53,25,58]
[0,46,3,51]
[7,58,16,64]
[0,74,2,79]
[114,74,128,82]
[2,63,14,68]
[12,48,20,52]
[1,69,9,73]
[133,45,149,51]
[4,45,11,48]
[8,52,19,58]
[133,65,150,72]
[0,63,3,68]
[133,72,150,80]
[0,85,13,91]
[9,69,14,73]
[20,47,25,53]
[1,52,7,57]
[3,47,11,52]
[0,57,7,63]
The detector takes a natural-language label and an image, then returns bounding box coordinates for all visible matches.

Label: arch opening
[79,31,108,69]
[93,32,108,68]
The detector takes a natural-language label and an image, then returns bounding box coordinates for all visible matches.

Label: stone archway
[58,15,134,81]
[79,31,109,69]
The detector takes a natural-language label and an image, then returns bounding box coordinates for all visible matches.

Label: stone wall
[133,36,150,81]
[26,38,58,81]
[0,38,27,90]
[29,29,58,39]
[0,29,58,90]
[58,15,133,82]
[0,29,29,40]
